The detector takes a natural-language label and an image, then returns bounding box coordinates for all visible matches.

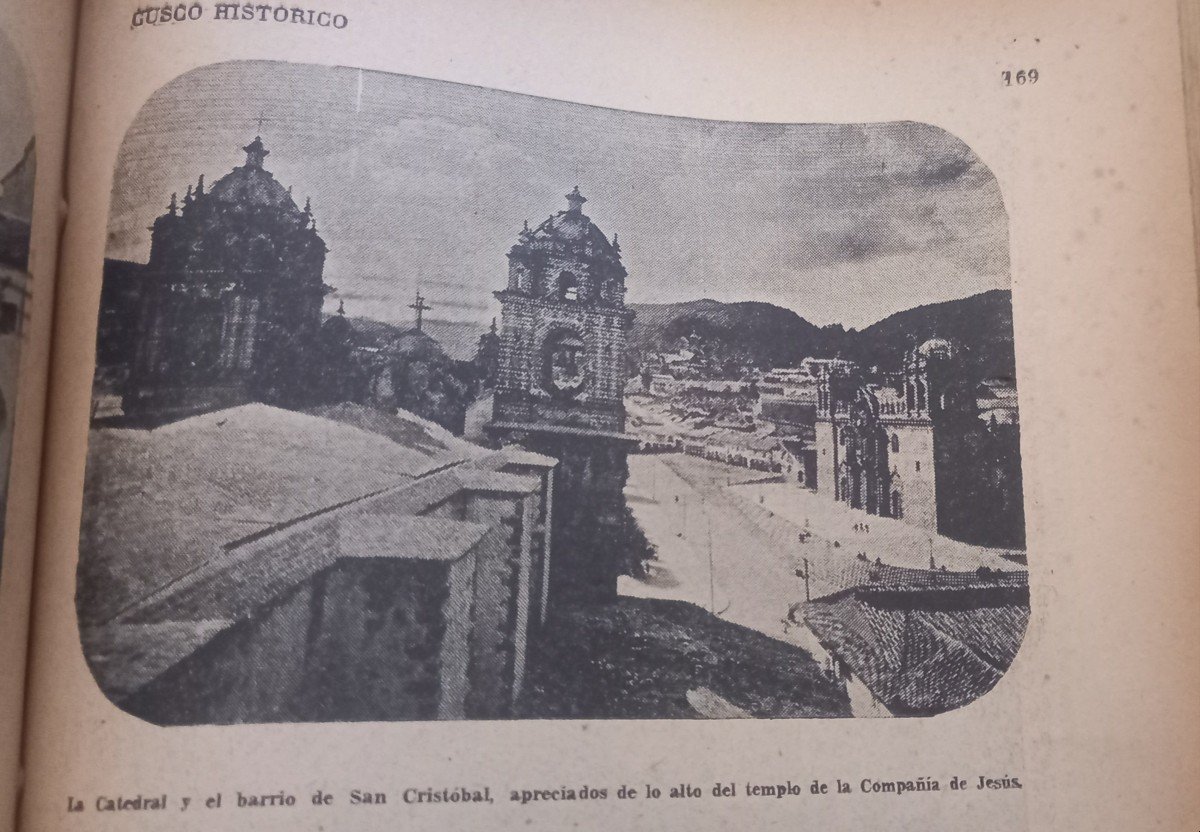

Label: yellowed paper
[0,0,75,828]
[21,0,1200,829]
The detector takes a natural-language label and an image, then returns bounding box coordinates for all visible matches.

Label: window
[915,460,921,472]
[0,302,17,334]
[556,271,580,301]
[891,434,900,453]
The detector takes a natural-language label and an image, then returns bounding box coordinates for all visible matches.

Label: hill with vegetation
[628,290,1016,381]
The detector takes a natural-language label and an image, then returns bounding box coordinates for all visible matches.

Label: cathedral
[120,136,329,421]
[813,338,1024,548]
[487,187,636,603]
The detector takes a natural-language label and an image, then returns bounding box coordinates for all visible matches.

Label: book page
[1182,0,1200,269]
[0,0,75,828]
[21,0,1200,829]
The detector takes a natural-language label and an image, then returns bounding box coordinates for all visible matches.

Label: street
[620,452,1024,717]
[622,453,1021,622]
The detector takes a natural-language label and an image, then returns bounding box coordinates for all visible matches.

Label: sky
[0,29,33,177]
[108,61,1010,330]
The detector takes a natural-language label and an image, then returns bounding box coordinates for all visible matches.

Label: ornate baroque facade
[488,188,636,602]
[122,137,328,421]
[814,339,1024,547]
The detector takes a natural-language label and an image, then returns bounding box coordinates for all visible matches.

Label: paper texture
[20,0,1200,829]
[0,0,74,827]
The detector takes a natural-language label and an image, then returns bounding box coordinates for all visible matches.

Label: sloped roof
[803,585,1028,715]
[759,398,817,428]
[305,401,485,462]
[78,404,477,625]
[916,337,960,359]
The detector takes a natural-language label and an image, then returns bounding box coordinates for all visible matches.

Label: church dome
[145,135,326,281]
[525,186,620,258]
[321,312,353,340]
[915,337,959,360]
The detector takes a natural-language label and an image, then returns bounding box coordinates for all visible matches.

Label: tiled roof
[803,583,1029,715]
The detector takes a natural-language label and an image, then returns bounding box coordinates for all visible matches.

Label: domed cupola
[915,337,960,361]
[125,136,332,420]
[504,186,627,306]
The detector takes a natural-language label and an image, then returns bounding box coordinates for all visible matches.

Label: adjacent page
[22,0,1200,829]
[0,0,75,828]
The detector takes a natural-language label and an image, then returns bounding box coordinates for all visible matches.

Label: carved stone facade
[488,188,636,603]
[122,137,328,422]
[814,339,1024,547]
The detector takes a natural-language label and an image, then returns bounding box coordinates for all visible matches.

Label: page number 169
[1001,69,1039,86]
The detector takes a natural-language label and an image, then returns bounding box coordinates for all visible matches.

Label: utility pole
[705,495,715,615]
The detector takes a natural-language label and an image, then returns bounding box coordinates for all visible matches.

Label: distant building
[975,377,1020,425]
[755,366,819,401]
[487,187,636,602]
[648,374,751,397]
[118,136,329,422]
[813,339,1024,548]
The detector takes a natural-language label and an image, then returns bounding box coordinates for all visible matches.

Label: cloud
[111,64,1010,330]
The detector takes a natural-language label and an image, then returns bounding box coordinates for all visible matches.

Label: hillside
[421,318,488,361]
[848,289,1016,379]
[340,289,1017,383]
[627,299,829,375]
[628,290,1016,382]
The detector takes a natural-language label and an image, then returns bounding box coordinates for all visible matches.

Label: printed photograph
[80,61,1028,724]
[0,28,35,564]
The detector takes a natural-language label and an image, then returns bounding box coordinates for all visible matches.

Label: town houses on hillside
[629,341,1023,550]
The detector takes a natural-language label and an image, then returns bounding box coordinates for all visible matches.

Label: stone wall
[813,419,837,501]
[889,422,937,532]
[89,449,557,725]
[119,530,493,724]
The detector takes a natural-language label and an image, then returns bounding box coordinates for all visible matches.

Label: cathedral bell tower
[487,187,636,605]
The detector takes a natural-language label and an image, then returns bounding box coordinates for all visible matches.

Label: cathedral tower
[488,187,635,604]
